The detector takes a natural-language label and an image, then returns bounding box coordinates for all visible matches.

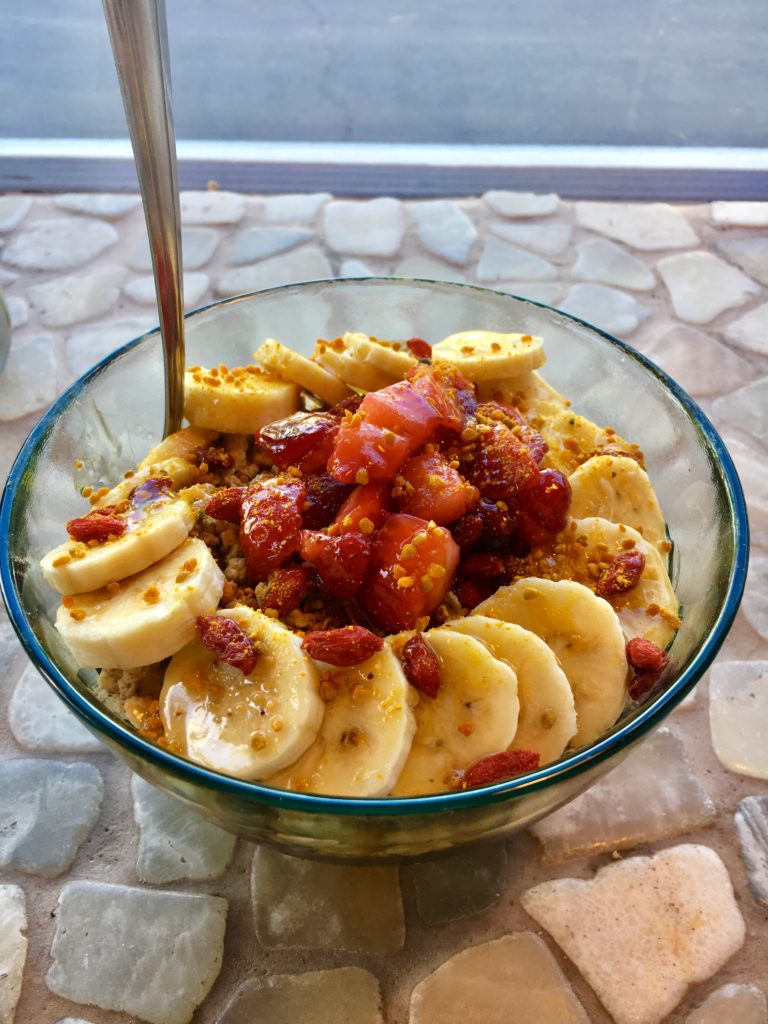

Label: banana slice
[55,538,224,669]
[446,616,577,765]
[160,606,323,780]
[341,332,417,380]
[267,645,416,797]
[391,629,520,797]
[41,493,196,596]
[431,331,545,382]
[313,336,399,393]
[539,409,642,476]
[474,578,629,748]
[254,337,351,406]
[570,517,679,649]
[569,454,668,556]
[184,364,299,433]
[476,370,568,422]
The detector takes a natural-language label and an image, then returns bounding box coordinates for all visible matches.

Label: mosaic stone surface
[735,796,768,907]
[411,842,507,924]
[0,885,27,1024]
[710,661,768,779]
[219,968,383,1024]
[686,983,768,1023]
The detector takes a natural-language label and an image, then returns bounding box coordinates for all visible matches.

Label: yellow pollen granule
[397,576,415,589]
[355,469,370,485]
[359,517,374,534]
[142,586,161,605]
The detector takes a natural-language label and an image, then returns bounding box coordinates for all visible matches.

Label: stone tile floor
[0,190,766,1024]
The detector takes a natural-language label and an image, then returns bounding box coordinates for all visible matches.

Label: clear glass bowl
[0,279,749,861]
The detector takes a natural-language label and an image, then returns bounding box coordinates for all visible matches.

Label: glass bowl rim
[0,277,750,818]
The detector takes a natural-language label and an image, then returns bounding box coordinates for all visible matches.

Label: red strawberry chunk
[516,468,572,546]
[334,482,390,534]
[397,451,479,525]
[300,530,371,599]
[301,474,353,530]
[263,566,315,615]
[360,513,460,633]
[327,419,411,484]
[469,422,539,503]
[239,479,305,580]
[406,362,470,432]
[406,337,432,359]
[257,412,338,475]
[205,486,246,523]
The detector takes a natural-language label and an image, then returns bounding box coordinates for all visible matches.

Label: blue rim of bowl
[0,277,750,817]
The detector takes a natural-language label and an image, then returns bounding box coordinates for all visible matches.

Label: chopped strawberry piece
[129,476,173,508]
[299,530,371,599]
[400,633,441,697]
[463,749,540,788]
[205,486,246,523]
[406,362,467,433]
[469,422,539,503]
[460,553,507,578]
[257,411,338,474]
[360,513,460,632]
[196,615,258,675]
[397,451,479,525]
[263,566,315,615]
[66,509,126,543]
[596,550,646,598]
[334,482,390,534]
[239,479,305,580]
[302,626,384,667]
[477,402,547,463]
[327,418,411,484]
[406,337,432,359]
[517,468,571,545]
[456,577,495,609]
[451,510,484,551]
[302,474,353,530]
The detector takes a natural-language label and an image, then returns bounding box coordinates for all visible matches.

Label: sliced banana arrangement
[313,333,403,393]
[184,363,299,433]
[268,645,416,797]
[540,409,642,476]
[254,337,351,407]
[432,331,545,381]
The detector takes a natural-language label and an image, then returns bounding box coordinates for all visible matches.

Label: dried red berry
[196,615,258,675]
[456,577,495,609]
[66,511,126,543]
[460,553,507,578]
[300,530,371,599]
[302,626,384,667]
[517,468,572,545]
[406,337,432,359]
[463,749,541,788]
[400,633,441,698]
[239,479,306,580]
[451,511,484,551]
[205,486,246,523]
[257,412,339,475]
[195,445,234,470]
[469,423,538,504]
[626,637,669,673]
[302,474,353,530]
[596,550,646,598]
[263,566,314,615]
[129,476,173,507]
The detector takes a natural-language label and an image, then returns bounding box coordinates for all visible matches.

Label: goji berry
[406,337,432,359]
[263,566,314,615]
[205,486,246,523]
[596,550,646,598]
[628,668,667,701]
[257,411,338,475]
[66,511,126,543]
[400,633,441,698]
[463,749,540,788]
[626,637,669,673]
[196,615,258,675]
[302,625,384,667]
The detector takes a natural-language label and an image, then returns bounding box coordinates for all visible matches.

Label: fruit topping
[301,474,353,530]
[66,508,127,543]
[239,479,306,579]
[400,633,441,698]
[263,566,315,615]
[395,451,479,525]
[302,625,384,667]
[196,614,259,675]
[205,486,246,523]
[333,482,391,534]
[469,422,539,504]
[462,749,541,788]
[406,337,432,359]
[299,530,371,599]
[257,411,338,474]
[595,549,646,598]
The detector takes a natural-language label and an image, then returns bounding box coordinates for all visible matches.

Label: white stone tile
[251,846,404,953]
[412,842,507,924]
[710,660,768,778]
[657,251,760,323]
[5,295,28,328]
[55,1019,97,1024]
[339,258,375,277]
[687,982,768,1023]
[714,235,768,285]
[394,255,465,283]
[483,191,559,218]
[216,245,332,297]
[46,881,227,1024]
[642,324,753,397]
[0,335,58,421]
[219,967,383,1024]
[2,217,118,271]
[231,226,313,265]
[743,554,768,640]
[124,271,209,309]
[410,201,477,265]
[530,728,715,863]
[521,844,745,1024]
[180,190,245,225]
[576,201,699,250]
[323,198,405,257]
[735,796,768,908]
[410,933,589,1024]
[65,316,155,380]
[0,759,102,877]
[560,282,649,335]
[0,885,27,1024]
[132,776,236,883]
[712,201,768,227]
[9,663,104,752]
[722,301,768,356]
[130,226,220,271]
[261,192,332,223]
[572,237,655,290]
[496,281,565,305]
[0,267,17,285]
[719,433,768,549]
[712,377,768,449]
[489,220,573,257]
[27,264,124,327]
[0,196,32,232]
[475,238,558,282]
[0,607,25,672]
[55,193,142,219]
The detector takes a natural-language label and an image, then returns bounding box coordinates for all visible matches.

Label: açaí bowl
[0,279,749,861]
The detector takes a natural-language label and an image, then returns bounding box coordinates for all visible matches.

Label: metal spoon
[102,0,185,436]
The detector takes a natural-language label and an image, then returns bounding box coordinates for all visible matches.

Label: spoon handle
[102,0,185,436]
